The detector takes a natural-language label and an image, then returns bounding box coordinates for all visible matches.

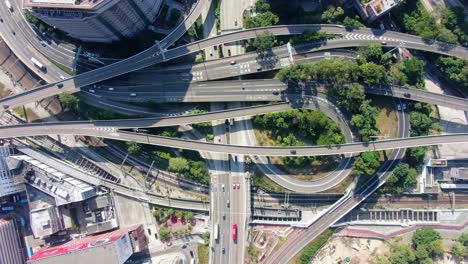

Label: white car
[221,184,225,192]
[89,89,95,93]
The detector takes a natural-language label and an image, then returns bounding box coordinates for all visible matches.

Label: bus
[27,247,33,258]
[214,223,219,241]
[1,206,14,212]
[232,224,237,241]
[31,57,46,72]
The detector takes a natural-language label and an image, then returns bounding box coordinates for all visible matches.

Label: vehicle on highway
[31,57,46,72]
[11,30,15,35]
[57,84,64,89]
[236,183,240,189]
[381,40,387,45]
[235,19,238,26]
[0,18,3,23]
[1,206,14,212]
[232,224,237,241]
[5,0,13,11]
[223,213,225,220]
[397,104,401,111]
[209,49,213,56]
[404,93,411,98]
[273,91,279,95]
[214,223,219,241]
[221,184,225,192]
[222,247,225,254]
[227,199,230,208]
[59,75,65,80]
[402,103,407,110]
[230,60,236,65]
[108,87,114,91]
[290,150,297,154]
[228,49,232,56]
[233,183,236,189]
[89,89,96,93]
[130,93,137,97]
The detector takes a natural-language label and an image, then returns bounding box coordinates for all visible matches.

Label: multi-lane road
[91,79,468,111]
[1,24,467,110]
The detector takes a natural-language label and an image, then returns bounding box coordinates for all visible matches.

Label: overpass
[93,79,468,111]
[1,25,467,110]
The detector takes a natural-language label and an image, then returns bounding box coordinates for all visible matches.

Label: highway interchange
[0,0,468,263]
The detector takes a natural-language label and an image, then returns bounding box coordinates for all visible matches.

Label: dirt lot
[314,236,387,264]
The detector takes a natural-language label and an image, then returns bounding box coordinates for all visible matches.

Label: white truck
[31,57,46,72]
[5,0,12,11]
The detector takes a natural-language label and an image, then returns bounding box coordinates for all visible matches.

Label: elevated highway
[93,79,468,111]
[0,122,466,156]
[1,24,466,110]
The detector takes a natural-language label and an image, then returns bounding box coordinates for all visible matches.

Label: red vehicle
[232,224,237,241]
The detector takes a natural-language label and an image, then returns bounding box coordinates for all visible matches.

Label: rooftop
[28,225,142,264]
[365,0,402,15]
[24,0,109,10]
[11,155,96,205]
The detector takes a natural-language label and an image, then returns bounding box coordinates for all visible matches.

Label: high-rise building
[0,218,25,264]
[23,0,164,42]
[28,224,148,264]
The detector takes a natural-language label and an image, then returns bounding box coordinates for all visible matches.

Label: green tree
[359,63,388,85]
[159,227,171,241]
[405,147,426,167]
[185,212,194,221]
[245,11,279,28]
[343,16,364,28]
[415,244,429,261]
[167,208,175,216]
[385,163,418,193]
[429,240,444,257]
[168,157,189,173]
[458,234,468,246]
[410,111,433,136]
[58,93,80,111]
[252,31,276,52]
[353,151,381,176]
[321,6,345,23]
[452,243,466,258]
[126,141,141,155]
[255,0,271,13]
[337,83,366,113]
[401,58,425,87]
[359,44,383,64]
[389,244,416,264]
[175,210,183,218]
[202,232,210,245]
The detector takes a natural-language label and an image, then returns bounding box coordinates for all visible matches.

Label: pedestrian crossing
[343,33,403,43]
[92,127,116,132]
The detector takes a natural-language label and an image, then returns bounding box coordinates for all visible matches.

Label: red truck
[232,224,237,241]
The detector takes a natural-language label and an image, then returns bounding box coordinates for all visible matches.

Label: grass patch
[192,122,214,141]
[12,106,40,121]
[321,172,354,193]
[197,243,209,264]
[291,228,334,264]
[368,95,398,139]
[252,171,286,193]
[50,60,75,76]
